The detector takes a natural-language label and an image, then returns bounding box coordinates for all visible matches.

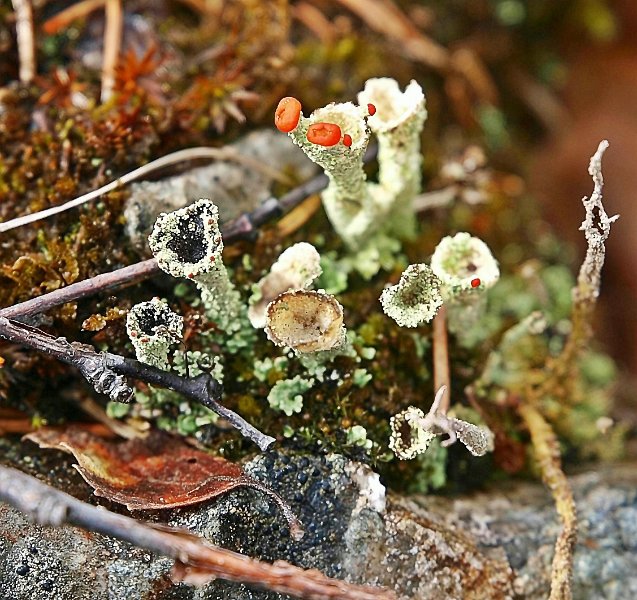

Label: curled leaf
[25,428,303,539]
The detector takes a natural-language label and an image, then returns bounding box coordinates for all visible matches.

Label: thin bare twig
[101,0,123,103]
[432,305,450,413]
[0,465,394,600]
[11,0,36,83]
[0,259,159,320]
[42,0,106,35]
[544,141,618,393]
[0,146,290,234]
[0,317,275,450]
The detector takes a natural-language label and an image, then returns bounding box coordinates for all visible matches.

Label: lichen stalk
[148,199,242,330]
[288,103,374,248]
[518,403,577,600]
[433,306,451,413]
[358,78,427,238]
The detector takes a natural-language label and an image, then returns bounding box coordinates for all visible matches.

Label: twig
[0,465,394,600]
[0,317,275,450]
[101,0,123,103]
[0,146,291,234]
[544,141,618,393]
[518,403,576,600]
[0,259,158,320]
[11,0,36,84]
[432,305,450,413]
[42,0,106,35]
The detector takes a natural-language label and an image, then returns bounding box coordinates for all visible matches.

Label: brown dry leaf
[25,428,303,538]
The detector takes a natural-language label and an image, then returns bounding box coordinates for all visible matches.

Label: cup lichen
[126,297,183,369]
[148,199,242,331]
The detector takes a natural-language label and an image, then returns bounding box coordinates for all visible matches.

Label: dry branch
[0,316,275,450]
[0,465,394,600]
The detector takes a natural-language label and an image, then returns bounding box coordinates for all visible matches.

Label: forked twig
[0,316,275,450]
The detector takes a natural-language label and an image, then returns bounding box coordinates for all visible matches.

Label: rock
[123,130,318,253]
[1,436,637,599]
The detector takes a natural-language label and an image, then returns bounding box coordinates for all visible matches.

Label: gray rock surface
[123,129,318,253]
[1,435,636,600]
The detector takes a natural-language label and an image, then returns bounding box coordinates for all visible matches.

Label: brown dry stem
[518,403,576,600]
[432,305,450,413]
[11,0,36,83]
[101,0,123,103]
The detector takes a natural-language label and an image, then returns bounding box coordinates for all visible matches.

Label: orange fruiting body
[342,134,352,147]
[471,278,481,288]
[275,97,302,133]
[367,103,376,116]
[306,122,342,146]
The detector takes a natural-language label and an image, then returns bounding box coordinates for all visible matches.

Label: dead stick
[0,465,394,600]
[518,403,576,600]
[0,316,275,450]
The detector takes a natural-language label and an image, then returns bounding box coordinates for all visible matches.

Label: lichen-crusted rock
[1,435,636,599]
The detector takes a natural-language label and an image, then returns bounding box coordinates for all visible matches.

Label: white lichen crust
[148,199,241,328]
[126,298,183,369]
[265,289,346,354]
[358,78,427,238]
[380,264,443,327]
[431,232,500,296]
[248,242,322,328]
[450,418,495,457]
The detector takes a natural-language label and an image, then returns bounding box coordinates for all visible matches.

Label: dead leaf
[25,428,303,538]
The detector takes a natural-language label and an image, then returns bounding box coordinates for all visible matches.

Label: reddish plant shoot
[367,103,376,116]
[342,134,352,147]
[275,97,302,133]
[471,278,481,288]
[306,122,342,147]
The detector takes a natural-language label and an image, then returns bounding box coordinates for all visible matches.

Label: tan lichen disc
[248,242,322,329]
[265,290,344,353]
